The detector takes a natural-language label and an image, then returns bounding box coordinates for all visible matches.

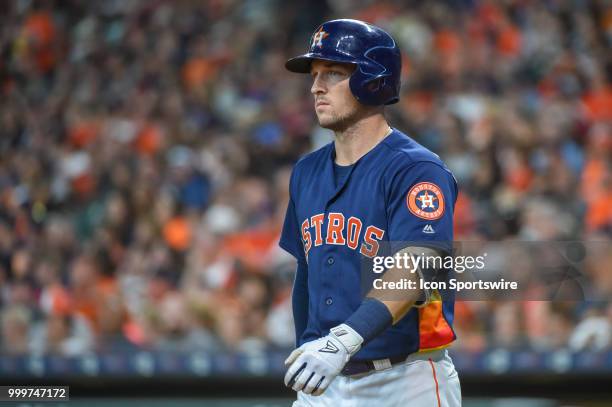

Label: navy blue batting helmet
[286,19,402,106]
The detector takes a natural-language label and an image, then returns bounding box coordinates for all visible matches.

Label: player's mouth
[315,99,330,108]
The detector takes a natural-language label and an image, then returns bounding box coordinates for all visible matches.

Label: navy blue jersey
[280,129,458,360]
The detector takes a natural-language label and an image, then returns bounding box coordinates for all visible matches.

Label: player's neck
[333,114,391,166]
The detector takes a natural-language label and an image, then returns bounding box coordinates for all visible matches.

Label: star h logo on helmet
[311,27,329,49]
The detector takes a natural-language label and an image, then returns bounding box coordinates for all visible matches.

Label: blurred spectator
[29,312,94,356]
[1,306,32,355]
[152,291,219,353]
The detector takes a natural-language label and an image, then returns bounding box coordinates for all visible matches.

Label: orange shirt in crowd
[22,11,57,73]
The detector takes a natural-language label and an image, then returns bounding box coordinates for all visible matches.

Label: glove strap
[329,324,363,357]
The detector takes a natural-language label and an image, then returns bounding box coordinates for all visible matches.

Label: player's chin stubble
[317,107,360,132]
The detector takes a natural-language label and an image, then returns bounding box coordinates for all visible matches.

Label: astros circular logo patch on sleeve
[406,182,445,220]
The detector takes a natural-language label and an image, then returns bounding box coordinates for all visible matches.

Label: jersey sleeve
[292,258,309,346]
[279,170,307,263]
[386,161,457,254]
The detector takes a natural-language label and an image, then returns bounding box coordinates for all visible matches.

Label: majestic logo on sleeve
[407,182,445,220]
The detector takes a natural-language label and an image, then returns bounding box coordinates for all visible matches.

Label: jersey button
[326,257,334,265]
[325,297,333,305]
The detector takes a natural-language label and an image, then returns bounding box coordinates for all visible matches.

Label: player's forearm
[367,246,438,324]
[339,247,433,346]
[367,267,421,324]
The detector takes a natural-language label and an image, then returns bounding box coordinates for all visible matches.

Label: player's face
[310,60,365,131]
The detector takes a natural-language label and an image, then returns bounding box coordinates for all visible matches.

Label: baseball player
[280,19,461,406]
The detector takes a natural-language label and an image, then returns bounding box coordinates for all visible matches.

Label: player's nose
[310,75,327,95]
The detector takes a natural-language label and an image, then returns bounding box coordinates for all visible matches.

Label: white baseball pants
[292,349,461,407]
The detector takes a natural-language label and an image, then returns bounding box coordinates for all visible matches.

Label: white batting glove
[284,324,363,396]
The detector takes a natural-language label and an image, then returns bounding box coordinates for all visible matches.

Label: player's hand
[284,324,363,396]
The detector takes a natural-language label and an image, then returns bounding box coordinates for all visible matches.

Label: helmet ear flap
[367,78,383,92]
[366,78,384,93]
[350,73,390,105]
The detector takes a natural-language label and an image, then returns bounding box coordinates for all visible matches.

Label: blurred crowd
[1,0,611,358]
